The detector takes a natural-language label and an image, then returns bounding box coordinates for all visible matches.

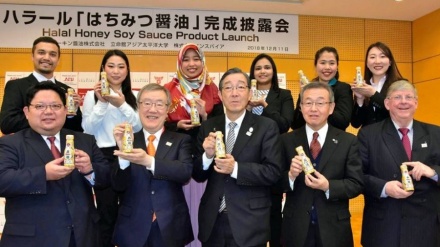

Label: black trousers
[269,192,283,247]
[143,220,167,247]
[96,146,119,247]
[203,212,266,247]
[303,221,323,247]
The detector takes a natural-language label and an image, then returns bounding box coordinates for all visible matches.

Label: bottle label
[215,131,226,159]
[122,124,133,153]
[64,136,75,168]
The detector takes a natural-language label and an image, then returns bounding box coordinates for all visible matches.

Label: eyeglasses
[222,85,248,92]
[301,101,332,108]
[29,103,64,111]
[138,101,168,110]
[387,95,417,102]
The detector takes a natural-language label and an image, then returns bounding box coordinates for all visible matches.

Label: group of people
[0,36,439,247]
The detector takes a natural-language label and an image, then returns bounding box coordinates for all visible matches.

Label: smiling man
[111,83,194,247]
[0,82,110,247]
[193,67,282,247]
[359,80,440,247]
[0,36,82,134]
[280,81,363,247]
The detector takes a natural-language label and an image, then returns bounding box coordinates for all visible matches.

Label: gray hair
[300,81,335,103]
[137,83,171,105]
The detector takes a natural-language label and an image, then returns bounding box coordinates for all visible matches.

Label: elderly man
[360,80,440,247]
[281,81,363,247]
[193,67,282,247]
[111,83,194,247]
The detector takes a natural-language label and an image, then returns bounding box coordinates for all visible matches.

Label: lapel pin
[249,127,253,133]
[332,138,338,144]
[166,142,172,146]
[246,131,252,136]
[421,142,428,148]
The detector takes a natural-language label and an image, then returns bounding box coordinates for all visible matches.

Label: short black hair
[26,81,66,106]
[32,36,61,57]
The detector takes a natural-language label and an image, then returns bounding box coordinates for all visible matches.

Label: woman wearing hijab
[164,43,223,247]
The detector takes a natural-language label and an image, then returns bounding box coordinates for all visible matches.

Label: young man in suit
[193,67,282,247]
[359,80,440,247]
[111,83,194,247]
[0,82,110,247]
[0,36,82,134]
[281,81,363,247]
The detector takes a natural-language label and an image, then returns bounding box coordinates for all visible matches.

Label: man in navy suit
[193,68,282,247]
[0,36,82,134]
[0,82,110,247]
[359,80,440,247]
[111,83,194,247]
[280,82,363,247]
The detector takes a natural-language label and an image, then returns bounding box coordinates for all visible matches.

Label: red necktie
[399,128,412,160]
[47,136,61,159]
[310,132,321,160]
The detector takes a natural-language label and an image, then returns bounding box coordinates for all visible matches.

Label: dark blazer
[193,111,282,247]
[280,125,363,247]
[112,130,194,247]
[0,128,110,247]
[292,81,353,131]
[351,90,389,128]
[0,74,83,134]
[261,88,294,134]
[359,118,440,247]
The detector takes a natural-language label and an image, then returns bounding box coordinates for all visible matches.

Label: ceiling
[1,0,439,21]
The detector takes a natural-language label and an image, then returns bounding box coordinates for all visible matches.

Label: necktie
[219,122,237,213]
[310,132,321,160]
[48,136,61,159]
[147,135,156,156]
[225,122,237,154]
[399,128,412,160]
[146,134,157,221]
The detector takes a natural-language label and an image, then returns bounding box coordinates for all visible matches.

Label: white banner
[0,4,299,54]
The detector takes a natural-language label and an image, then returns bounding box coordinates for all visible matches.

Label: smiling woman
[163,43,224,247]
[81,49,142,247]
[292,46,353,131]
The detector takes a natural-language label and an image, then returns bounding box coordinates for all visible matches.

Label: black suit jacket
[359,118,440,247]
[292,81,353,131]
[280,125,363,247]
[0,74,83,134]
[112,130,194,247]
[261,88,294,134]
[0,128,110,247]
[193,111,282,246]
[351,90,389,128]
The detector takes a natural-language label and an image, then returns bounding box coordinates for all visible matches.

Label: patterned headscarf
[176,43,212,98]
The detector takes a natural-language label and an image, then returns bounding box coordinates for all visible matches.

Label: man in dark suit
[0,82,110,247]
[0,36,82,134]
[193,68,282,247]
[281,82,363,247]
[359,80,440,247]
[111,83,194,247]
